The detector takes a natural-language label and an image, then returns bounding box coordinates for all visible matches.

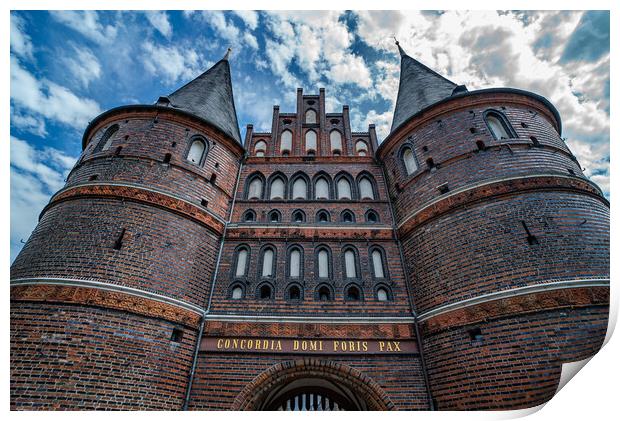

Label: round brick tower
[377,42,610,410]
[10,55,244,409]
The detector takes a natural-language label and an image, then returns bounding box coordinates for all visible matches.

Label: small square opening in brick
[171,328,184,342]
[468,327,483,343]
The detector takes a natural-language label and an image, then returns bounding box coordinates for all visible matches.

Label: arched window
[402,147,418,175]
[485,111,514,140]
[280,130,292,154]
[270,177,285,199]
[292,210,306,223]
[247,176,264,199]
[287,284,302,300]
[255,140,267,157]
[235,247,249,277]
[305,131,317,154]
[258,283,273,300]
[316,210,330,223]
[268,210,281,223]
[344,249,357,278]
[355,140,368,156]
[230,284,243,300]
[94,124,119,153]
[330,130,342,154]
[305,109,317,124]
[261,247,275,277]
[317,285,332,301]
[365,210,379,223]
[371,249,385,278]
[376,286,390,302]
[315,177,330,199]
[337,178,352,200]
[231,285,244,300]
[341,210,355,223]
[292,177,307,200]
[243,210,256,222]
[358,177,375,200]
[317,248,330,278]
[187,138,207,164]
[289,248,302,278]
[345,285,361,301]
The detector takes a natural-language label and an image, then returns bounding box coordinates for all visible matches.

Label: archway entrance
[232,359,393,411]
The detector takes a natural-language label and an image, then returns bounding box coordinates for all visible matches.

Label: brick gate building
[10,42,610,410]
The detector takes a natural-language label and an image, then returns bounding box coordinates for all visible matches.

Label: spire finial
[223,47,232,61]
[393,37,406,57]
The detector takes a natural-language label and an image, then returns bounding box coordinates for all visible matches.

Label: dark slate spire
[163,49,242,143]
[390,41,460,133]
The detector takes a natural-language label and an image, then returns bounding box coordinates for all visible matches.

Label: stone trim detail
[205,314,416,324]
[226,225,395,241]
[398,174,607,236]
[231,358,394,410]
[420,285,609,335]
[43,183,225,235]
[10,280,202,328]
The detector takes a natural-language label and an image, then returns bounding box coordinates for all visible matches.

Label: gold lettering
[254,340,261,350]
[263,340,269,350]
[309,341,318,351]
[302,341,308,351]
[348,341,355,352]
[293,340,299,351]
[232,339,238,349]
[217,339,223,349]
[319,341,323,351]
[362,342,368,351]
[379,341,385,352]
[224,339,230,348]
[393,341,401,352]
[386,342,393,352]
[248,339,254,350]
[333,340,339,352]
[275,340,282,351]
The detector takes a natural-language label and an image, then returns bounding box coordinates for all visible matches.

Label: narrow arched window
[366,210,379,223]
[330,130,342,154]
[485,112,513,140]
[288,284,302,300]
[359,177,374,200]
[344,249,357,278]
[280,130,292,154]
[235,248,249,277]
[243,210,256,222]
[305,109,317,124]
[403,147,417,175]
[270,178,285,199]
[346,285,361,301]
[292,177,307,200]
[261,248,275,277]
[255,140,267,157]
[315,178,329,199]
[94,124,119,153]
[268,210,281,223]
[187,138,206,164]
[231,286,243,300]
[292,210,305,223]
[318,249,329,278]
[318,286,331,301]
[259,284,272,300]
[337,178,352,200]
[356,140,368,156]
[248,177,263,199]
[305,131,317,154]
[377,287,389,302]
[317,210,330,223]
[341,210,355,223]
[372,250,385,278]
[289,248,301,278]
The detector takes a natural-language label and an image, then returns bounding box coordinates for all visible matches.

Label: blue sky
[10,10,610,261]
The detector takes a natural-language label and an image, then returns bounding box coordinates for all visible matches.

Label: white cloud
[200,11,240,45]
[64,46,102,88]
[141,41,205,84]
[145,11,172,38]
[234,10,259,30]
[244,32,259,50]
[11,107,47,137]
[10,14,34,60]
[50,10,118,44]
[10,58,102,129]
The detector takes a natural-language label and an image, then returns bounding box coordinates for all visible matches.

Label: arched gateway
[232,359,393,411]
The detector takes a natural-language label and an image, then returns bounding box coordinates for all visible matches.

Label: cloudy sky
[10,10,610,261]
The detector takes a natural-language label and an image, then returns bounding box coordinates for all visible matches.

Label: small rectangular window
[170,328,184,342]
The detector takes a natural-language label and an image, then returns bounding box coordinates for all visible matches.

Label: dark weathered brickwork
[10,50,609,411]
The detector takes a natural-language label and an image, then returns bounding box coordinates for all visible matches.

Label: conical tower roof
[390,42,461,133]
[164,49,242,143]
